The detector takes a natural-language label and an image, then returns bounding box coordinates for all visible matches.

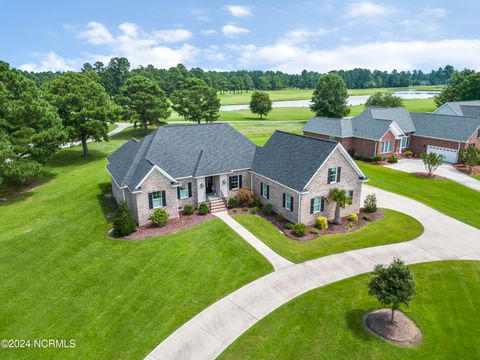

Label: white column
[197,177,206,203]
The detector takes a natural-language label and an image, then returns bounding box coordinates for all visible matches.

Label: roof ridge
[123,134,155,187]
[273,130,339,144]
[413,112,480,120]
[192,150,203,177]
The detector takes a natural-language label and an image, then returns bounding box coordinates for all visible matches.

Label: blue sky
[1,0,479,73]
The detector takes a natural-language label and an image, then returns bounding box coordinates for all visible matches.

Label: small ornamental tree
[461,146,480,172]
[328,188,351,224]
[365,92,404,108]
[420,152,445,177]
[112,201,137,237]
[368,258,416,323]
[236,188,255,207]
[249,91,272,119]
[310,73,350,118]
[363,193,377,213]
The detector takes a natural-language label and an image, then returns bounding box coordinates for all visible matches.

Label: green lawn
[358,162,480,229]
[218,86,443,105]
[219,261,480,360]
[233,209,423,263]
[472,174,480,181]
[230,121,305,146]
[350,98,436,116]
[0,128,272,360]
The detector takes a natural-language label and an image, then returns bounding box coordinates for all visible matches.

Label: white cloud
[344,2,393,19]
[229,38,480,73]
[201,29,217,36]
[153,29,193,43]
[118,22,140,37]
[222,24,250,37]
[226,5,252,17]
[78,21,114,45]
[282,28,328,44]
[401,7,447,36]
[204,46,225,61]
[19,52,80,72]
[190,8,210,21]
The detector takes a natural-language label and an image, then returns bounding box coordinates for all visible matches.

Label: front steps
[209,198,227,213]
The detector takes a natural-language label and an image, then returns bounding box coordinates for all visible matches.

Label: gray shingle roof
[460,105,480,118]
[410,113,480,142]
[107,123,257,190]
[252,131,339,192]
[302,117,353,138]
[436,100,480,116]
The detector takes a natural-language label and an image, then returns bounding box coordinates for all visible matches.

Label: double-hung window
[261,182,270,199]
[311,196,325,214]
[151,191,163,208]
[381,140,393,153]
[229,175,239,190]
[283,193,293,211]
[328,167,341,184]
[400,136,409,149]
[179,184,189,199]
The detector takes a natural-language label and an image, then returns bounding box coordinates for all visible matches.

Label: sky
[1,0,479,74]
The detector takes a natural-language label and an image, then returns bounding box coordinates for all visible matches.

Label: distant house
[107,124,366,226]
[303,107,480,163]
[434,100,480,117]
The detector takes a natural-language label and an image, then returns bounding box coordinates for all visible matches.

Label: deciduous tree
[249,91,272,119]
[365,92,404,107]
[310,74,350,118]
[420,152,444,177]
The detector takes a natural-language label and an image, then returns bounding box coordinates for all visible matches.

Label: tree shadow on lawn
[346,308,376,341]
[47,148,110,168]
[96,182,117,221]
[0,171,56,206]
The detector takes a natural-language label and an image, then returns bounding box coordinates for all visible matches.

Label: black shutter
[337,167,342,182]
[290,195,294,212]
[188,182,192,197]
[266,185,270,199]
[229,177,233,190]
[162,190,166,206]
[310,198,314,214]
[177,187,181,199]
[327,169,331,184]
[239,175,243,188]
[321,198,325,212]
[282,193,286,208]
[260,182,263,196]
[148,193,153,209]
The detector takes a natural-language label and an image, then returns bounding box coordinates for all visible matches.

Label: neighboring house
[107,123,366,226]
[434,100,480,117]
[303,107,480,163]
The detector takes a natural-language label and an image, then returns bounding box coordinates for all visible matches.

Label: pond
[220,90,440,111]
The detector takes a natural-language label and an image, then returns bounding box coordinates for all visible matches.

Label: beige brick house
[303,107,480,163]
[107,123,366,226]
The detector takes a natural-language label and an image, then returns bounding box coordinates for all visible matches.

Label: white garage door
[427,145,458,163]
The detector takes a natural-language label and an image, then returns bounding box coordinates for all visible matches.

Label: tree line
[20,58,458,97]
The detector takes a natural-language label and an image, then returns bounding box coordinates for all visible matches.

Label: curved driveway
[144,184,480,360]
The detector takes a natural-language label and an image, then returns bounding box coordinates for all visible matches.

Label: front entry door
[205,176,214,194]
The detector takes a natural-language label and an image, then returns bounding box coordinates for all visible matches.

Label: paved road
[60,122,133,148]
[214,211,293,271]
[386,159,480,192]
[144,184,480,360]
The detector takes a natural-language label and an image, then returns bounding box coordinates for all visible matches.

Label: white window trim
[381,140,393,154]
[400,135,409,149]
[179,184,189,199]
[328,167,338,184]
[285,195,292,211]
[151,191,164,209]
[230,175,239,190]
[312,196,323,214]
[262,184,269,199]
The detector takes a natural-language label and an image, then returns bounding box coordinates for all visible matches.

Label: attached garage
[426,145,458,163]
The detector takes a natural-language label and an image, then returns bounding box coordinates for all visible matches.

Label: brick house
[107,123,366,226]
[303,107,480,163]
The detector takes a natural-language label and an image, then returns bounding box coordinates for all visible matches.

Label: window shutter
[290,195,294,212]
[188,182,192,197]
[148,193,153,209]
[260,182,263,196]
[162,190,167,206]
[239,175,243,188]
[327,169,331,184]
[177,187,181,199]
[229,177,232,190]
[337,167,342,182]
[266,185,270,199]
[282,193,286,207]
[310,198,314,214]
[321,198,325,212]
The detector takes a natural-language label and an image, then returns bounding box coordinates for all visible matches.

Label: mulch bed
[454,164,480,176]
[229,208,384,241]
[364,309,423,347]
[120,212,214,240]
[412,172,445,180]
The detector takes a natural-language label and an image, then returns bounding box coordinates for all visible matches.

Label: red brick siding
[465,127,480,149]
[409,135,461,156]
[377,130,401,158]
[351,138,377,157]
[303,131,377,157]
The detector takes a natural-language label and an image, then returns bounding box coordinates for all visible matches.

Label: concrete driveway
[385,158,480,192]
[144,184,480,360]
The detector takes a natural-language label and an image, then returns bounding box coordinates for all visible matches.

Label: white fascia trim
[105,166,128,190]
[411,133,467,144]
[303,143,366,190]
[380,121,405,140]
[134,165,177,190]
[304,129,380,142]
[250,171,301,194]
[193,169,248,179]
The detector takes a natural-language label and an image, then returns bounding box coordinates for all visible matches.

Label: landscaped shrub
[232,209,237,213]
[310,228,319,235]
[403,150,413,158]
[345,222,354,231]
[364,193,377,213]
[315,216,328,230]
[363,214,372,221]
[276,213,285,222]
[250,207,258,214]
[284,223,294,230]
[292,223,307,237]
[373,155,382,163]
[252,197,261,207]
[183,203,194,215]
[348,213,359,222]
[198,203,209,215]
[228,197,238,208]
[263,203,274,216]
[236,188,254,207]
[149,208,169,227]
[242,207,248,212]
[112,201,137,237]
[387,156,398,163]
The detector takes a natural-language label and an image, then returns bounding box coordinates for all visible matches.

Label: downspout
[373,141,378,157]
[297,192,301,224]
